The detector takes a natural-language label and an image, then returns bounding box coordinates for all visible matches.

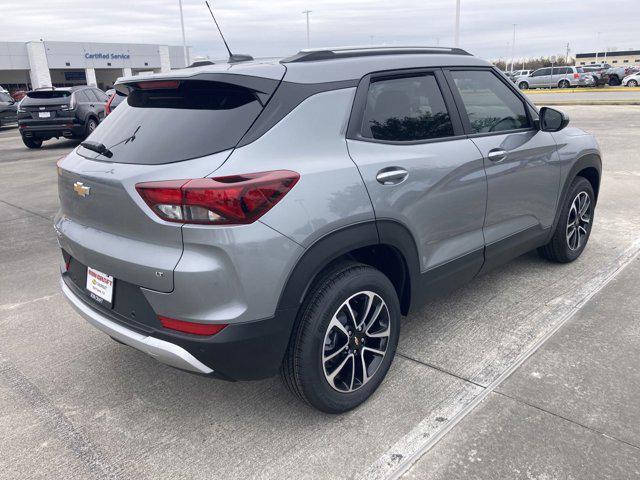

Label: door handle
[487,149,508,163]
[376,167,408,185]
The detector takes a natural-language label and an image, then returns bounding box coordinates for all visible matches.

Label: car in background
[606,65,640,85]
[622,71,640,87]
[105,89,126,115]
[0,90,18,128]
[17,86,108,149]
[516,66,594,89]
[510,69,531,79]
[581,65,610,86]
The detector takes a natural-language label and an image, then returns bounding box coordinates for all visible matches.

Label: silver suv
[56,47,601,413]
[517,66,595,89]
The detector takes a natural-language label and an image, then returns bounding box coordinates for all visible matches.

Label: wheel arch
[549,152,602,240]
[276,220,420,317]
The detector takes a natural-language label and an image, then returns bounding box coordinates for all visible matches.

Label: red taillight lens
[136,170,300,225]
[158,316,227,336]
[105,93,115,115]
[574,73,580,79]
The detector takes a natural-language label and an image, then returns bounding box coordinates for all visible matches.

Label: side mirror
[539,107,570,132]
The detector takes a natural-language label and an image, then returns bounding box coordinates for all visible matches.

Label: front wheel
[282,262,400,413]
[538,177,595,263]
[629,80,638,88]
[22,137,43,149]
[518,82,529,90]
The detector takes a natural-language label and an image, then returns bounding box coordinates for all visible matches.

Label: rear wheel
[282,262,400,413]
[558,79,570,89]
[538,176,595,263]
[22,137,43,149]
[85,118,98,138]
[518,81,529,90]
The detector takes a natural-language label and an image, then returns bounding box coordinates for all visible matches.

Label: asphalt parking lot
[1,105,640,480]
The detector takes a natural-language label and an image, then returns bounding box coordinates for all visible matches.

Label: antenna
[204,1,253,63]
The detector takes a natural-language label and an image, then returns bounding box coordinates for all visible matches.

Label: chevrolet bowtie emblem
[73,182,91,197]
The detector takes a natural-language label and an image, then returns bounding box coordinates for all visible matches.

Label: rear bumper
[61,278,214,375]
[19,120,84,138]
[60,274,297,380]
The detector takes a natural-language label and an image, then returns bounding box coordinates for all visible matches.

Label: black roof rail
[282,46,471,63]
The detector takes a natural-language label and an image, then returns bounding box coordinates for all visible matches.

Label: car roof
[117,46,491,85]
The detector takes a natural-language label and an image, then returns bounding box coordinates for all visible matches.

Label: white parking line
[360,236,640,480]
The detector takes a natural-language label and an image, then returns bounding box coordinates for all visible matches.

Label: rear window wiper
[80,140,113,158]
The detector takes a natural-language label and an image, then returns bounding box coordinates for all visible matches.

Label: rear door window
[75,91,91,103]
[92,89,108,102]
[360,73,455,142]
[78,80,268,164]
[450,70,531,134]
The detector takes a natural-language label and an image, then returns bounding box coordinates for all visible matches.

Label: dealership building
[575,49,640,66]
[0,41,193,92]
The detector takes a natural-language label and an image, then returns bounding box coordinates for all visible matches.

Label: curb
[524,87,640,95]
[533,101,640,106]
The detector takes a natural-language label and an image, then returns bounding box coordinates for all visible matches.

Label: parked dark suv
[18,86,108,148]
[0,90,18,127]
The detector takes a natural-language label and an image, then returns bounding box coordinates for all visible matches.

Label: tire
[282,261,401,413]
[629,80,638,88]
[85,117,98,138]
[558,80,570,89]
[609,75,621,86]
[518,82,529,90]
[538,176,595,263]
[22,137,43,149]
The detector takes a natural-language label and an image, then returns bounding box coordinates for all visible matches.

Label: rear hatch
[57,66,285,293]
[19,89,74,122]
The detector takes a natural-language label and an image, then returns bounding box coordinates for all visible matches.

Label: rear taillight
[573,73,580,79]
[158,316,227,336]
[105,94,115,115]
[136,170,300,225]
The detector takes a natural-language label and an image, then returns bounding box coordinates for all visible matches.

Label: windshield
[77,80,265,165]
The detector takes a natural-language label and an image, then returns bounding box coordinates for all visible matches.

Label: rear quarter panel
[211,87,375,248]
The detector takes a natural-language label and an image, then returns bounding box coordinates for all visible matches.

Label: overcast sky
[1,0,636,61]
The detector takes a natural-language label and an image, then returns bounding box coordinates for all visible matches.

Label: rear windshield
[26,90,71,99]
[78,80,264,164]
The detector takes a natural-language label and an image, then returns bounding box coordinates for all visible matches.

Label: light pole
[510,24,516,73]
[303,10,312,49]
[178,0,188,66]
[454,0,461,47]
[595,32,601,63]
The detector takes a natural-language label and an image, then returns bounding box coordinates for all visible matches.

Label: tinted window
[532,68,550,77]
[75,90,90,102]
[576,67,584,73]
[360,74,454,142]
[451,70,531,134]
[78,80,264,165]
[93,89,108,102]
[26,90,71,99]
[84,90,100,102]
